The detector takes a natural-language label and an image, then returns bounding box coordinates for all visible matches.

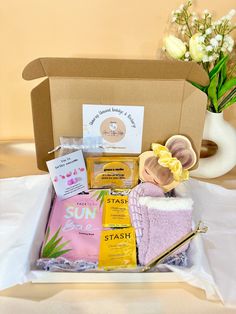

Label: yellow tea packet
[103,195,131,227]
[98,227,137,269]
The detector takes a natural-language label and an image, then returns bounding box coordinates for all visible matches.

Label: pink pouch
[41,190,109,262]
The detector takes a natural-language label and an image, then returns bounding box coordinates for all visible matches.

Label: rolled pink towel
[138,197,193,265]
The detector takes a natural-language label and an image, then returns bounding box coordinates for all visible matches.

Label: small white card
[46,150,88,200]
[83,104,144,154]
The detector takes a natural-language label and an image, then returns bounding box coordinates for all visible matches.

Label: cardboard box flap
[23,58,209,86]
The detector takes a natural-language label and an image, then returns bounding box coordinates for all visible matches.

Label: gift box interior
[23,58,208,170]
[22,58,209,283]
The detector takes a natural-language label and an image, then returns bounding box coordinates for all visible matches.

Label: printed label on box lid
[83,104,144,154]
[46,150,88,199]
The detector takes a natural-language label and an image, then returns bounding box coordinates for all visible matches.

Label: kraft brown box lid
[23,58,209,85]
[23,58,209,171]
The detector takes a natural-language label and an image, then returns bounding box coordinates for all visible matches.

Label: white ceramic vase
[191,110,236,179]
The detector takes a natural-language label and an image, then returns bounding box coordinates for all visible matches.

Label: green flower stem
[183,9,193,37]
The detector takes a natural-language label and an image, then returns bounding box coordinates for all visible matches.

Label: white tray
[30,270,182,283]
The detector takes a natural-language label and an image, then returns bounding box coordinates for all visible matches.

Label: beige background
[0,0,236,140]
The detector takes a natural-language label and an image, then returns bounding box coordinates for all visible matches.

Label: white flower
[215,34,223,41]
[223,35,234,52]
[208,56,214,62]
[206,45,213,51]
[202,55,209,63]
[197,36,205,43]
[212,54,219,60]
[213,20,221,26]
[228,39,234,49]
[203,9,209,15]
[224,35,234,45]
[205,28,212,35]
[185,51,190,57]
[229,9,236,17]
[210,38,218,47]
[226,9,236,19]
[223,41,229,48]
[172,16,177,22]
[223,13,234,21]
[189,33,206,62]
[163,35,187,59]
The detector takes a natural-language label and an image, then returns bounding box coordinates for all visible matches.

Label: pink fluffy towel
[138,197,193,266]
[128,183,165,246]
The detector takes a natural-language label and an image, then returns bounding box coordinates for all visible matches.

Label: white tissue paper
[174,179,236,307]
[0,174,236,307]
[0,175,52,291]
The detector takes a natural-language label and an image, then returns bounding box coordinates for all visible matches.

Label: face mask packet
[86,156,139,189]
[40,189,110,263]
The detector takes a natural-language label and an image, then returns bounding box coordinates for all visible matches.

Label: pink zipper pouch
[40,190,109,262]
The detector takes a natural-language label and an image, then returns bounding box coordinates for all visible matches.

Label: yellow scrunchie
[151,143,189,182]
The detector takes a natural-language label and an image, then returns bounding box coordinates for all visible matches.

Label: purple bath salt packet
[40,190,110,263]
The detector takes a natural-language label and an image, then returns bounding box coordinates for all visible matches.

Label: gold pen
[141,221,208,272]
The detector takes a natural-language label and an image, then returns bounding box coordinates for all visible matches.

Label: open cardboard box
[23,58,209,283]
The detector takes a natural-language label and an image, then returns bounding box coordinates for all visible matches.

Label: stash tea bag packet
[98,227,137,269]
[41,190,110,262]
[103,195,131,227]
[46,150,88,199]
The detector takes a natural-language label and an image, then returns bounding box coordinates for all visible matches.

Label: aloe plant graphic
[91,189,109,207]
[41,226,72,258]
